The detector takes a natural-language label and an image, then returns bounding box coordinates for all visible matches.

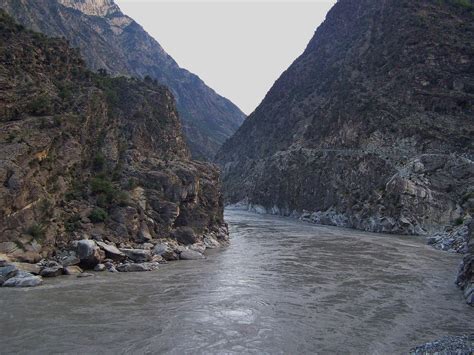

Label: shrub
[454,217,464,226]
[89,207,108,223]
[65,214,81,232]
[26,224,45,240]
[90,177,115,197]
[92,153,106,172]
[26,95,52,116]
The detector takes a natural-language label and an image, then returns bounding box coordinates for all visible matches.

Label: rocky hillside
[0,0,245,160]
[0,10,227,266]
[218,0,474,237]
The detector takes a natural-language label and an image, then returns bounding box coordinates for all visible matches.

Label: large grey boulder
[179,250,204,260]
[77,240,105,268]
[2,272,42,287]
[40,266,63,278]
[120,248,152,263]
[0,265,18,279]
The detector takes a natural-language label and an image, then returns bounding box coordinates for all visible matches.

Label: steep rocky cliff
[218,0,474,237]
[0,10,227,264]
[0,0,245,160]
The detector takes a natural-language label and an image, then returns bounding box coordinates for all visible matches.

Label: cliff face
[218,0,474,235]
[0,0,245,160]
[0,11,226,262]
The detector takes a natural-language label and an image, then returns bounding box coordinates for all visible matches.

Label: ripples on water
[0,209,472,354]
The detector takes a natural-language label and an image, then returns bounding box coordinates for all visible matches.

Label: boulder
[120,248,152,263]
[116,263,151,272]
[179,250,205,260]
[189,243,206,254]
[203,236,220,249]
[152,243,168,256]
[40,266,63,278]
[63,266,83,275]
[0,275,4,286]
[12,251,42,263]
[171,227,198,245]
[0,265,18,279]
[162,250,179,261]
[77,240,104,268]
[94,264,106,272]
[60,253,81,267]
[2,273,42,287]
[13,262,41,275]
[96,241,125,261]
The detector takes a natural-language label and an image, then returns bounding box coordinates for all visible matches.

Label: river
[0,209,472,354]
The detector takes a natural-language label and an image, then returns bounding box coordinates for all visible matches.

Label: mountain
[0,0,246,160]
[0,10,227,265]
[217,0,474,236]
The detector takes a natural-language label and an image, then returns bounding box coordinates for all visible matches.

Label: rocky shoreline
[0,224,229,288]
[410,335,474,355]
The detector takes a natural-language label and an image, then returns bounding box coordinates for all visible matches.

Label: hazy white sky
[115,1,336,114]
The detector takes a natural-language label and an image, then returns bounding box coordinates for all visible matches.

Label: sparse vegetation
[89,207,108,223]
[26,224,45,240]
[65,214,82,232]
[26,95,52,116]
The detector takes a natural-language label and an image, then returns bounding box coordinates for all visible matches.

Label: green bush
[90,177,116,196]
[89,207,108,223]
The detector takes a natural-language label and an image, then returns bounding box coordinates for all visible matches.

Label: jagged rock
[189,244,206,254]
[96,241,125,261]
[0,11,227,262]
[172,227,198,245]
[63,266,83,275]
[77,240,104,268]
[179,250,205,261]
[120,249,152,263]
[203,236,220,249]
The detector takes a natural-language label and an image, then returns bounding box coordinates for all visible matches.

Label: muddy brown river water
[0,209,472,354]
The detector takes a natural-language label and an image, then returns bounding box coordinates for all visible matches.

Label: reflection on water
[0,209,472,354]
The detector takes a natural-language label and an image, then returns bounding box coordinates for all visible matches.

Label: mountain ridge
[217,0,474,235]
[0,0,246,160]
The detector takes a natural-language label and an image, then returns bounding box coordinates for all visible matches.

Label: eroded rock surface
[217,0,473,237]
[0,12,227,270]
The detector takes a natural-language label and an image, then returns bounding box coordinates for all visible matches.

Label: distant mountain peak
[58,0,120,17]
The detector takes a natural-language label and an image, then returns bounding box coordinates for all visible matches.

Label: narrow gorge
[0,0,472,353]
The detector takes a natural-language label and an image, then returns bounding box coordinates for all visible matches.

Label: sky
[115,1,336,115]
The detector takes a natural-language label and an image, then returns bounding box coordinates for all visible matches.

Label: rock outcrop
[0,0,245,160]
[0,11,227,267]
[217,0,474,237]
